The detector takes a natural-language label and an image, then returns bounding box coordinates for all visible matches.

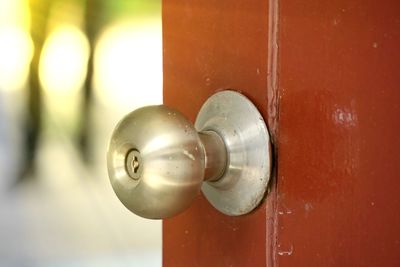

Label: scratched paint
[332,107,358,127]
[163,0,400,266]
[277,0,400,266]
[163,1,271,266]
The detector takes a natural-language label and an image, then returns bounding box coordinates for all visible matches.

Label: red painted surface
[162,1,273,266]
[163,0,400,266]
[277,0,400,265]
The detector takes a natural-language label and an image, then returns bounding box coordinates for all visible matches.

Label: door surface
[162,0,400,266]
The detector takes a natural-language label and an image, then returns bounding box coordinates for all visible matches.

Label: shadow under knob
[107,105,205,219]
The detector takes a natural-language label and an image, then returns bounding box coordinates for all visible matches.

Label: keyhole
[132,156,140,173]
[126,149,141,180]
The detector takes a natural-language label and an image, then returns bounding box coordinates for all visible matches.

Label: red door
[162,0,400,266]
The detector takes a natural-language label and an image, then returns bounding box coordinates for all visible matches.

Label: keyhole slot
[126,149,142,180]
[132,156,140,173]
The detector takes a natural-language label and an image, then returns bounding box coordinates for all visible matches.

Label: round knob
[107,105,226,219]
[107,91,272,219]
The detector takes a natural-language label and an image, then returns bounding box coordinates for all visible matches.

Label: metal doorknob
[107,91,272,219]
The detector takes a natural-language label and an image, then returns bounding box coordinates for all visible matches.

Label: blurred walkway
[0,119,161,266]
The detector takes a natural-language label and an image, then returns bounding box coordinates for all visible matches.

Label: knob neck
[199,131,227,182]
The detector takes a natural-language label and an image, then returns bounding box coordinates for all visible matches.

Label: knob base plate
[195,90,272,216]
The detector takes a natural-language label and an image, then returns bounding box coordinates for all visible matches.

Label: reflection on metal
[196,91,272,216]
[107,105,206,219]
[107,91,272,219]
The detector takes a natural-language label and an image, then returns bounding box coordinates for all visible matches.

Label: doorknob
[107,90,272,219]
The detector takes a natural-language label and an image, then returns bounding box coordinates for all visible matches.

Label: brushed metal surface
[107,91,272,219]
[196,91,272,216]
[107,105,205,219]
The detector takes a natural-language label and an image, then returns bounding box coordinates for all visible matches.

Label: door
[162,0,400,266]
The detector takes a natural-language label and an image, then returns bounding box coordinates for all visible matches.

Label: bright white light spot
[0,26,33,91]
[39,25,89,95]
[0,0,30,29]
[94,19,162,112]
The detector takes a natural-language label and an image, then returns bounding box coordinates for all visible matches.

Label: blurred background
[0,0,162,266]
